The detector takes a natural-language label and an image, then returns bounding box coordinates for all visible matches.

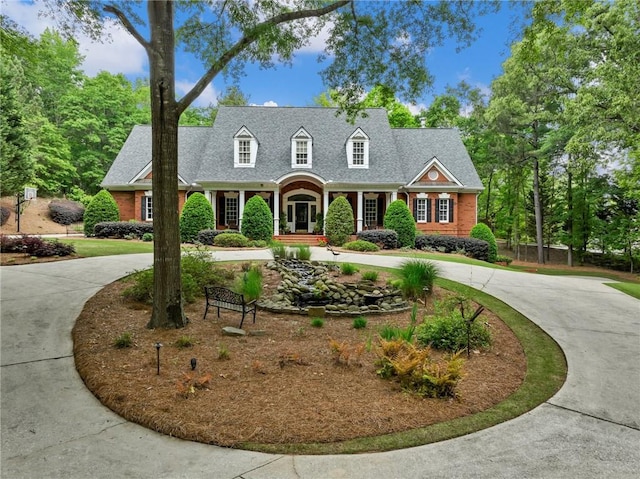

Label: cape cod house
[102,106,483,238]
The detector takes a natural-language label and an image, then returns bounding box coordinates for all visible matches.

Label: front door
[295,203,308,232]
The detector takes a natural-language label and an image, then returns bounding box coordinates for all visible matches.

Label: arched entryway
[283,188,321,233]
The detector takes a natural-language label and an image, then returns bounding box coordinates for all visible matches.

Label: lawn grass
[59,238,154,257]
[507,264,638,283]
[605,282,640,300]
[240,269,567,455]
[393,250,502,269]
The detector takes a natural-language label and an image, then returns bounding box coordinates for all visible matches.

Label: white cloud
[250,101,278,107]
[296,20,331,54]
[405,102,426,116]
[175,80,218,107]
[3,0,147,77]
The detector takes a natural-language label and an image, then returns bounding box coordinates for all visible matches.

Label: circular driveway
[1,249,639,478]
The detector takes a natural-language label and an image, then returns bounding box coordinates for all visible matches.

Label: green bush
[470,223,498,263]
[396,259,439,300]
[353,316,368,329]
[416,309,492,352]
[495,254,513,265]
[383,200,416,248]
[142,232,153,242]
[250,240,268,248]
[113,332,133,349]
[175,336,194,348]
[241,195,273,242]
[343,240,380,252]
[325,196,354,246]
[180,193,215,243]
[340,263,359,275]
[313,212,324,234]
[361,270,379,282]
[270,241,287,259]
[293,244,311,260]
[84,190,119,236]
[236,265,263,301]
[214,233,249,248]
[311,318,325,328]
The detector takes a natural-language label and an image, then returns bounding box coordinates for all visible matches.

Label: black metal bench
[203,286,256,328]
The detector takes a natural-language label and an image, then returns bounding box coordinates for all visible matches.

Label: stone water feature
[258,259,410,316]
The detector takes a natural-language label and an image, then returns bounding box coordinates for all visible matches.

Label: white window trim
[142,191,153,221]
[234,126,258,168]
[291,128,313,168]
[437,198,450,223]
[224,192,239,226]
[364,196,377,227]
[346,128,370,169]
[416,198,427,223]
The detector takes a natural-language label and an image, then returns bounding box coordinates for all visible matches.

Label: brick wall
[111,190,187,222]
[407,191,477,237]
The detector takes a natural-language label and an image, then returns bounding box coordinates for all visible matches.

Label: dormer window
[234,126,258,168]
[347,128,369,168]
[291,128,312,168]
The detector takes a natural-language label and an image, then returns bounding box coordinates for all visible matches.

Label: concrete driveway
[1,249,639,478]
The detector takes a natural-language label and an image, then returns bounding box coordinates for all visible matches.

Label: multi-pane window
[352,141,365,165]
[238,139,251,164]
[365,198,377,227]
[438,199,449,223]
[143,196,153,221]
[225,197,238,226]
[296,140,308,165]
[416,198,427,222]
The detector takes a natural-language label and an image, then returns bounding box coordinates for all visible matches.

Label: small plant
[340,263,359,275]
[113,332,133,349]
[495,254,513,265]
[310,317,324,328]
[328,339,365,367]
[352,316,368,329]
[294,244,312,261]
[396,259,439,300]
[361,271,379,282]
[175,335,194,348]
[269,241,287,260]
[416,308,492,352]
[142,232,153,242]
[278,351,306,368]
[176,372,212,398]
[252,360,267,374]
[217,343,230,360]
[236,265,263,301]
[316,235,328,246]
[343,240,380,252]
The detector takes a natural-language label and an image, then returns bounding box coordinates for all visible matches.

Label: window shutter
[427,199,432,223]
[413,199,418,221]
[377,196,384,226]
[141,197,145,221]
[449,199,454,222]
[218,196,225,226]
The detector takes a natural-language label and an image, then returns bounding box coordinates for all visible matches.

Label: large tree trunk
[146,1,186,329]
[532,157,545,264]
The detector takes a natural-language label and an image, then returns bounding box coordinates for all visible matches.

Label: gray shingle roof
[102,106,482,191]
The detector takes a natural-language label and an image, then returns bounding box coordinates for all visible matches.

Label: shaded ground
[73,264,526,448]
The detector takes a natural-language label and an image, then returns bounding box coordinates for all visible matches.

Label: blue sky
[4,1,529,113]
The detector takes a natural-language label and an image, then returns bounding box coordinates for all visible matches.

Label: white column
[273,189,280,236]
[323,191,329,234]
[391,191,397,202]
[206,190,217,228]
[238,190,245,230]
[356,191,364,232]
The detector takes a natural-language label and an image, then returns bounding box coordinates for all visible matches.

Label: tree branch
[177,0,350,113]
[103,4,150,52]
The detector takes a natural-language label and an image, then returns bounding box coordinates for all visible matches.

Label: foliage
[328,339,365,367]
[1,206,11,226]
[310,318,324,328]
[353,316,368,329]
[217,344,230,361]
[48,200,84,225]
[175,336,194,348]
[235,265,263,301]
[196,229,239,245]
[495,254,513,265]
[142,233,153,242]
[83,190,119,236]
[343,240,380,252]
[293,244,312,261]
[313,212,324,234]
[93,221,154,239]
[324,196,354,246]
[360,85,419,127]
[0,234,76,257]
[241,195,273,242]
[356,229,398,249]
[340,263,359,275]
[383,200,416,248]
[269,241,287,260]
[113,332,133,349]
[416,305,492,352]
[415,234,489,262]
[361,271,379,282]
[396,260,439,299]
[176,372,213,398]
[180,193,215,243]
[470,223,498,263]
[375,339,464,398]
[214,233,249,248]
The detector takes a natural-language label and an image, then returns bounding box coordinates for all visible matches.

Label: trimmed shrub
[470,223,498,263]
[241,195,273,242]
[196,229,239,245]
[415,234,489,262]
[48,200,84,225]
[1,205,10,226]
[0,234,75,257]
[416,309,492,352]
[325,196,354,246]
[94,221,154,239]
[396,259,439,299]
[343,240,380,252]
[180,192,215,243]
[356,229,398,249]
[383,200,416,248]
[83,190,119,236]
[142,232,153,242]
[214,232,249,248]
